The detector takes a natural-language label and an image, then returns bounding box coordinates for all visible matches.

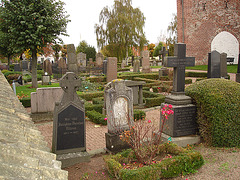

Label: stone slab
[56,151,90,168]
[105,133,130,153]
[161,133,201,147]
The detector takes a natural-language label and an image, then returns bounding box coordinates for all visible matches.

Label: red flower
[168,104,173,108]
[104,118,108,121]
[148,120,151,123]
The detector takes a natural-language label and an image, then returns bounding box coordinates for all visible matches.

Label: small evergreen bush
[78,91,104,101]
[133,109,146,121]
[86,110,107,125]
[186,79,240,147]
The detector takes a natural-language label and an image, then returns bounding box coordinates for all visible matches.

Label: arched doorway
[211,31,239,64]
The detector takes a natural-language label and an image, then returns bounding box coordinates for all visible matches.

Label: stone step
[0,142,61,169]
[0,113,36,129]
[0,163,42,179]
[0,162,68,180]
[0,130,49,149]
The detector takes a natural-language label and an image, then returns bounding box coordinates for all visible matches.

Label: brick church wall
[177,0,240,65]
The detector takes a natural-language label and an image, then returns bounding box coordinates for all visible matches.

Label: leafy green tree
[0,30,15,67]
[153,42,163,57]
[0,0,70,88]
[95,0,147,62]
[76,40,88,54]
[85,46,96,61]
[51,44,62,62]
[76,40,97,61]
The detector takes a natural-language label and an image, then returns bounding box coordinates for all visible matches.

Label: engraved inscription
[173,106,198,136]
[113,97,128,127]
[57,105,84,150]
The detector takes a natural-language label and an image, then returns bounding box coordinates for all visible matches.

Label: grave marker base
[57,151,90,168]
[160,133,200,147]
[105,133,130,153]
[158,67,169,77]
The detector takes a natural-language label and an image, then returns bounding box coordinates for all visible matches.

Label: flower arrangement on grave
[103,104,204,179]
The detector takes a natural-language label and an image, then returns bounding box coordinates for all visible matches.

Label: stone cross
[159,47,168,64]
[60,72,81,102]
[165,43,195,92]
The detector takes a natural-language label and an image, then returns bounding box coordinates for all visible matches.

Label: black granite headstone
[22,60,28,71]
[207,50,221,78]
[57,105,85,150]
[103,59,108,75]
[162,105,198,137]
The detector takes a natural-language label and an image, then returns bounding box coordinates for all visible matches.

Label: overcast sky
[60,0,177,50]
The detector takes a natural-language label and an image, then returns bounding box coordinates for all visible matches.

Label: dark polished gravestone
[52,72,89,168]
[207,50,221,78]
[160,43,200,147]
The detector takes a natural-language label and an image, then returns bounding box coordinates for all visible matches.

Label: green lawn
[16,83,59,97]
[186,64,238,73]
[151,65,238,73]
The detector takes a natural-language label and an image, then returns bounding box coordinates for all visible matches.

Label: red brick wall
[177,0,240,65]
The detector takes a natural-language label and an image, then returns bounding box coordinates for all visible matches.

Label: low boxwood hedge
[186,78,240,147]
[85,102,103,113]
[92,97,104,104]
[144,95,165,108]
[185,71,207,77]
[104,143,204,180]
[78,91,104,101]
[86,110,107,125]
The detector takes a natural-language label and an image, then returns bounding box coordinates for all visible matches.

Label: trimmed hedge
[144,95,165,108]
[92,97,104,104]
[133,109,146,121]
[20,97,31,107]
[185,71,207,77]
[86,76,106,83]
[85,102,103,113]
[118,67,131,72]
[86,110,107,125]
[118,73,159,81]
[104,143,204,179]
[186,79,240,147]
[78,91,104,101]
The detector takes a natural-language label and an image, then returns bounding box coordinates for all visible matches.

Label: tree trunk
[7,55,11,70]
[31,49,38,88]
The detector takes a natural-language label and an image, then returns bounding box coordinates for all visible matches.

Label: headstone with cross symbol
[164,43,195,93]
[159,46,168,64]
[52,72,89,167]
[160,43,199,142]
[159,47,169,77]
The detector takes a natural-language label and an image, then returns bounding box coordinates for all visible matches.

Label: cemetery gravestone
[67,44,78,74]
[132,56,134,66]
[58,58,67,74]
[43,59,52,75]
[133,59,140,72]
[106,57,117,82]
[103,59,108,75]
[207,50,221,78]
[220,53,228,78]
[160,43,199,147]
[159,47,169,77]
[21,60,28,71]
[236,54,240,83]
[77,52,87,67]
[142,50,151,73]
[14,64,21,72]
[52,72,89,167]
[105,79,133,152]
[96,52,104,66]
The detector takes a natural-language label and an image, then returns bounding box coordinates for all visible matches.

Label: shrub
[92,97,104,104]
[37,70,44,75]
[85,103,103,113]
[185,71,207,77]
[144,95,165,108]
[104,143,204,180]
[118,67,131,72]
[186,79,240,147]
[86,76,106,83]
[86,110,107,125]
[142,90,159,98]
[133,109,146,121]
[78,91,104,101]
[6,73,22,84]
[20,97,31,107]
